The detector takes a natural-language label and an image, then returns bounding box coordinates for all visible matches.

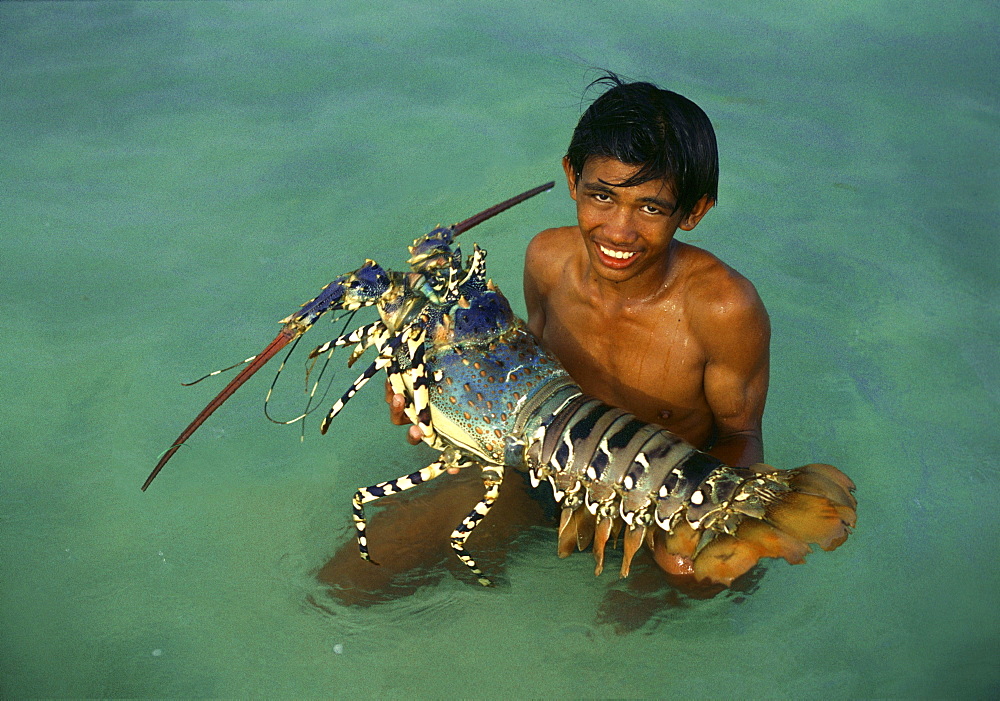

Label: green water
[2,2,997,697]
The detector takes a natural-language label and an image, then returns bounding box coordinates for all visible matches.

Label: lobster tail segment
[672,463,857,586]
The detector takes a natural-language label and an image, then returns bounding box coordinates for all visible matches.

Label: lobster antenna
[181,355,259,386]
[451,181,554,236]
[263,309,357,426]
[263,336,307,424]
[179,308,358,387]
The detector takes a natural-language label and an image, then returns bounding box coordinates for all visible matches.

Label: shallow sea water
[2,2,997,697]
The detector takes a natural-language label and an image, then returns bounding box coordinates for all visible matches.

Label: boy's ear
[562,156,578,201]
[678,195,715,231]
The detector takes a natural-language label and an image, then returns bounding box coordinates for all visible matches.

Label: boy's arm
[696,278,771,467]
[523,230,551,338]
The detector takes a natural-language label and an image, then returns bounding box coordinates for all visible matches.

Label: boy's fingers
[383,381,421,443]
[388,394,409,425]
[407,425,422,446]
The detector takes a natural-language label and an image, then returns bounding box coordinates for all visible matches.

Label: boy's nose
[603,209,638,244]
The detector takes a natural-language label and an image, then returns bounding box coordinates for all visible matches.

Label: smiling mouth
[598,244,637,261]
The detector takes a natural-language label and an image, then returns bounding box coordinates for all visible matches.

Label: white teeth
[599,245,636,260]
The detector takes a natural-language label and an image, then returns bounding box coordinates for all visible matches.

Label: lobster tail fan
[683,463,856,586]
[765,463,857,551]
[787,463,857,510]
[764,491,855,550]
[690,520,811,585]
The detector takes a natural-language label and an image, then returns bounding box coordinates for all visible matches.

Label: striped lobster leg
[319,325,409,433]
[380,320,440,447]
[351,446,477,564]
[308,320,385,367]
[450,465,505,586]
[316,317,438,444]
[402,324,436,444]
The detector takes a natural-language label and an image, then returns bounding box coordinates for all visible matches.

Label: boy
[392,74,769,468]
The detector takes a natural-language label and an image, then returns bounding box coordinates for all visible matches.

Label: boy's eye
[592,192,611,202]
[641,205,661,215]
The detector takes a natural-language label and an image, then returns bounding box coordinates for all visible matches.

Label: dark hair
[565,73,719,215]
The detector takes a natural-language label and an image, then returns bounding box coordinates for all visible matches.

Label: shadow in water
[315,467,554,606]
[311,467,765,631]
[594,555,765,635]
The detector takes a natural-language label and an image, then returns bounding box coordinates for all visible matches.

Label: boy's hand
[385,381,464,473]
[385,380,423,445]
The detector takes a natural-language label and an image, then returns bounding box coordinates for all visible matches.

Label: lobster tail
[524,390,857,587]
[672,463,857,586]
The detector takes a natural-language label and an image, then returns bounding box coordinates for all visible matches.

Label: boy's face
[563,156,712,284]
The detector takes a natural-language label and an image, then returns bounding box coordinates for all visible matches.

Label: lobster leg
[351,459,448,565]
[346,322,387,368]
[308,320,385,367]
[377,322,442,449]
[386,344,445,450]
[404,326,436,443]
[351,447,476,564]
[450,465,505,586]
[319,327,407,434]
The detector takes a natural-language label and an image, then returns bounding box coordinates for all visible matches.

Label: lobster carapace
[143,182,856,587]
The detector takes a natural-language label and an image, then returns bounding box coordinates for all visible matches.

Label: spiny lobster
[143,183,856,587]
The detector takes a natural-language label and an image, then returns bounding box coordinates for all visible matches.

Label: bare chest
[540,290,709,431]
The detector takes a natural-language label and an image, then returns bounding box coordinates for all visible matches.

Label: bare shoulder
[525,225,580,290]
[679,243,769,341]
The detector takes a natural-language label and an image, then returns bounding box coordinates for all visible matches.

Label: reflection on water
[2,2,996,697]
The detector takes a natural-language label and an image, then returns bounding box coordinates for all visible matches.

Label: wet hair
[565,72,719,215]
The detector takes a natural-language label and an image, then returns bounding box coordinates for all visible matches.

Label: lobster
[143,182,856,588]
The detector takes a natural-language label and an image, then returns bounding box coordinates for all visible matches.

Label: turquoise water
[2,1,997,697]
